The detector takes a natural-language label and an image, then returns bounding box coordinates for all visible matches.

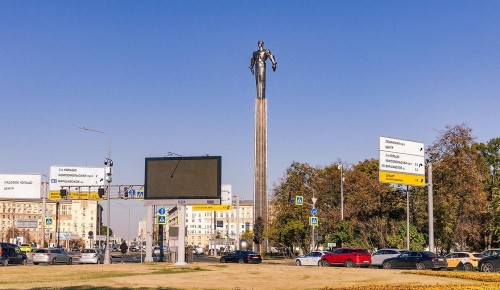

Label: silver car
[371,249,408,268]
[79,249,107,264]
[33,248,73,265]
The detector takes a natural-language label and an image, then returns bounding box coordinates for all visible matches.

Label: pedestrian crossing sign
[158,215,166,225]
[45,217,53,228]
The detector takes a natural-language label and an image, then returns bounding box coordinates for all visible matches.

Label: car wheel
[345,260,354,268]
[67,258,72,265]
[321,260,330,267]
[416,262,426,270]
[2,259,8,266]
[21,259,27,266]
[295,260,301,266]
[238,258,245,264]
[33,262,39,265]
[51,258,57,265]
[220,258,226,263]
[481,262,494,272]
[464,263,473,271]
[383,261,392,269]
[317,261,322,267]
[97,258,101,264]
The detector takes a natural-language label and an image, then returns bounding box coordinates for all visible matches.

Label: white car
[371,249,408,268]
[33,248,72,265]
[295,251,332,266]
[79,249,108,264]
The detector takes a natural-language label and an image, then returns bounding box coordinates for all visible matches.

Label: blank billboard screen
[144,156,221,200]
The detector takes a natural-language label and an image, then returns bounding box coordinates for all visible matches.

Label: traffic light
[98,188,105,198]
[288,192,292,203]
[253,235,260,244]
[123,187,128,198]
[60,189,67,198]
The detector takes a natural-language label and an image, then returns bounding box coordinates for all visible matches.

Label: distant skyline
[1,1,499,239]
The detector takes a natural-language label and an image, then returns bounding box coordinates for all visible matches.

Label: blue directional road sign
[311,208,317,216]
[295,195,304,206]
[158,208,166,215]
[309,216,319,226]
[128,189,136,198]
[157,215,166,225]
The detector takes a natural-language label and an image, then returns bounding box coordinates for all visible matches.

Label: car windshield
[354,249,369,253]
[423,251,437,257]
[35,249,48,253]
[81,249,96,253]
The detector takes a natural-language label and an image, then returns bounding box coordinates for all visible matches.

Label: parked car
[0,243,28,266]
[129,246,139,252]
[482,248,500,257]
[72,245,80,252]
[478,252,500,272]
[79,248,107,264]
[320,248,371,268]
[444,252,483,271]
[220,250,262,264]
[382,251,447,270]
[19,244,33,253]
[371,249,409,268]
[295,251,332,266]
[33,248,73,265]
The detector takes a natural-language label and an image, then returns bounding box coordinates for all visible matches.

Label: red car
[320,248,371,267]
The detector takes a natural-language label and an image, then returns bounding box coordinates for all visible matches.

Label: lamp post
[118,203,131,245]
[80,126,112,264]
[338,165,344,220]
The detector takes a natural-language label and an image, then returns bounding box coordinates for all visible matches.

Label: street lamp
[338,165,344,220]
[80,126,112,264]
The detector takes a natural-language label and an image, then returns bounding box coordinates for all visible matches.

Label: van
[0,243,28,266]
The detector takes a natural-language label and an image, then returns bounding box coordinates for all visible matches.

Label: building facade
[0,198,102,248]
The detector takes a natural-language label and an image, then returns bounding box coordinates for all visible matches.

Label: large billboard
[0,174,42,199]
[49,166,105,200]
[144,156,221,205]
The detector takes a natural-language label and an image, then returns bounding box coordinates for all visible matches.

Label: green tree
[386,222,427,250]
[476,137,500,248]
[427,124,488,251]
[100,225,113,237]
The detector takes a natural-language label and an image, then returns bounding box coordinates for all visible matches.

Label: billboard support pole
[175,205,187,265]
[145,205,153,262]
[41,181,47,248]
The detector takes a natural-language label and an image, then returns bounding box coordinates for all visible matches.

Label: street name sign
[379,137,425,187]
[192,204,232,211]
[379,171,425,187]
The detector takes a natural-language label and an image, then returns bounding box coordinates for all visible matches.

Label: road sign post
[379,136,426,251]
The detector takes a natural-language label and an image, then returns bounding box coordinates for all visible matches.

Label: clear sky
[2,1,499,241]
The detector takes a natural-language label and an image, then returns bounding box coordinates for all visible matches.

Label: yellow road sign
[379,171,425,187]
[192,205,232,211]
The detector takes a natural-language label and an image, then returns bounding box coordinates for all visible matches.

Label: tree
[100,225,113,237]
[476,137,500,248]
[427,124,488,251]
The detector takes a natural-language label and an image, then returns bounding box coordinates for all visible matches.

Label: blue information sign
[311,208,317,216]
[158,208,166,215]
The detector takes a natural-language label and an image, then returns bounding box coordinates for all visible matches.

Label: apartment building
[0,198,102,248]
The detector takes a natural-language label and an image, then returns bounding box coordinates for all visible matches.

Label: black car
[478,253,500,272]
[382,251,447,270]
[220,250,262,264]
[1,243,28,266]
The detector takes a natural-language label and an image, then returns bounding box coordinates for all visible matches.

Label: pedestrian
[120,240,128,263]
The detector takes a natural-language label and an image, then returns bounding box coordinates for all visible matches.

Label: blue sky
[2,1,499,240]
